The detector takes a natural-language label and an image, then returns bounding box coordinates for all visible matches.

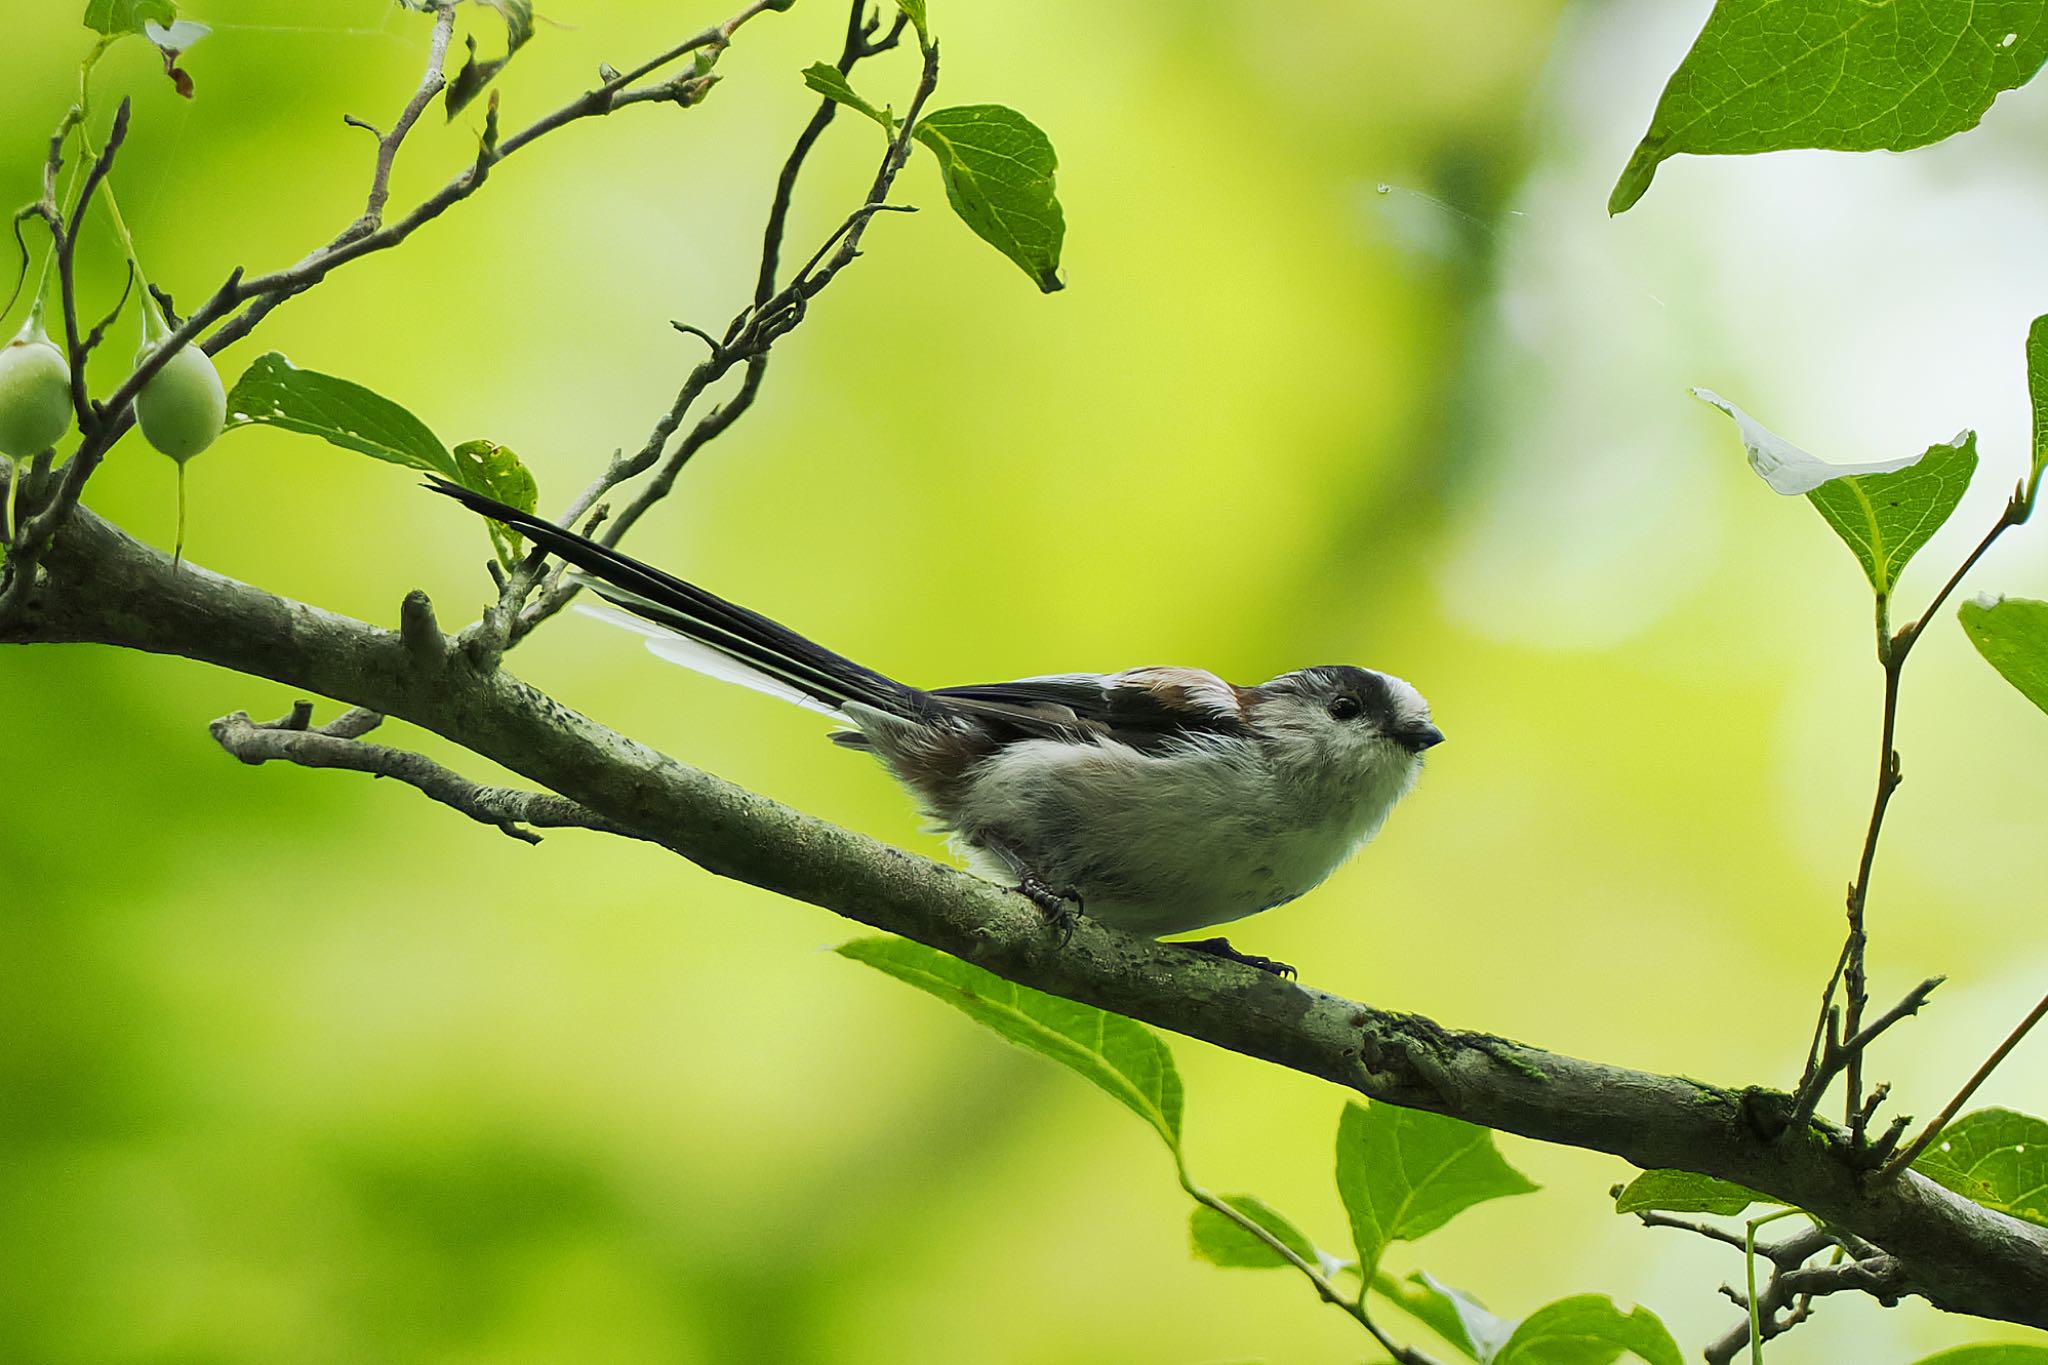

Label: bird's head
[1248,665,1443,784]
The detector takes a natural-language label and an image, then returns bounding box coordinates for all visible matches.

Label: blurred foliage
[4,1,2048,1362]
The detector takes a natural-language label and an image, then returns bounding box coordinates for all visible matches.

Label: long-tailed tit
[432,480,1442,975]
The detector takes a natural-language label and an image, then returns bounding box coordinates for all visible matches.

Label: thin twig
[1882,988,2048,1181]
[1699,1229,1847,1365]
[511,3,925,639]
[1628,1208,1752,1253]
[1795,483,2032,1133]
[1794,979,1941,1128]
[210,704,646,844]
[354,2,458,232]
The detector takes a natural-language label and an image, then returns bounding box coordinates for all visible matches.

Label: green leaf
[1612,1170,1782,1217]
[1806,435,1977,599]
[1372,1271,1509,1362]
[2029,315,2048,493]
[1334,1101,1538,1278]
[225,352,458,480]
[83,0,176,37]
[1910,1107,2048,1227]
[1493,1295,1684,1365]
[893,0,929,48]
[446,0,534,119]
[1910,1347,2048,1365]
[837,936,1183,1155]
[1694,388,1976,599]
[801,63,891,130]
[452,439,538,566]
[1611,0,2048,213]
[1959,596,2048,716]
[1189,1195,1319,1270]
[912,105,1066,293]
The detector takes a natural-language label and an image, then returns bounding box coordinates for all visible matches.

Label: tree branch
[8,491,2048,1331]
[208,698,643,845]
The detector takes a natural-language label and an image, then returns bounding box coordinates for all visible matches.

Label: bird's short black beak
[1401,722,1445,753]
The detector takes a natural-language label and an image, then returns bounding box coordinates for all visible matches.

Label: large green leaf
[83,0,176,36]
[1910,1107,2048,1226]
[1696,388,1976,599]
[912,105,1065,293]
[1188,1195,1320,1270]
[225,352,458,480]
[1612,1169,1781,1217]
[1335,1101,1537,1278]
[1493,1296,1684,1365]
[838,936,1183,1155]
[1910,1348,2048,1365]
[1959,597,2048,717]
[1612,0,2048,212]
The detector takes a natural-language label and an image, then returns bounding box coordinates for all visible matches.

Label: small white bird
[433,480,1442,976]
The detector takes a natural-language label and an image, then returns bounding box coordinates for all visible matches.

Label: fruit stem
[172,458,186,570]
[73,39,163,332]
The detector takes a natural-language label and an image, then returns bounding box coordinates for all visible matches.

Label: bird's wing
[931,667,1250,749]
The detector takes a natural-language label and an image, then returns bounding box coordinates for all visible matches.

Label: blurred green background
[5,2,2048,1361]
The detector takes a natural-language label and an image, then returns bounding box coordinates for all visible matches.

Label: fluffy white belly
[945,735,1403,937]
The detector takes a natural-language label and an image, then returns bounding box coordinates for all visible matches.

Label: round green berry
[135,342,226,464]
[0,329,73,459]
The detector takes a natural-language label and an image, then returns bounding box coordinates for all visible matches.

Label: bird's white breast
[944,732,1417,937]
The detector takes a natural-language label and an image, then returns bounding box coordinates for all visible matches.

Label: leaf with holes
[912,105,1065,293]
[1695,388,1976,599]
[838,936,1183,1157]
[1612,1169,1783,1217]
[1335,1100,1538,1278]
[1911,1108,2048,1227]
[1612,0,2048,212]
[452,439,538,567]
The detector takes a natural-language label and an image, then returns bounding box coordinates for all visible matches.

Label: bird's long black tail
[427,478,920,717]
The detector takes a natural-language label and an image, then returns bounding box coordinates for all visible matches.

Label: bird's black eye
[1328,694,1363,722]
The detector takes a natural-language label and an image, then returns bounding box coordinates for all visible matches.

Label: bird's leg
[1178,937,1296,980]
[981,836,1083,946]
[1016,870,1082,946]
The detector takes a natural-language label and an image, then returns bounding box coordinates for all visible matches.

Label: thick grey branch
[8,497,2048,1331]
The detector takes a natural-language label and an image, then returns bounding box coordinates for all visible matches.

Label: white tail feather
[573,603,843,717]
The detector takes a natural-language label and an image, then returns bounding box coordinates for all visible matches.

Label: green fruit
[0,327,74,459]
[135,342,225,463]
